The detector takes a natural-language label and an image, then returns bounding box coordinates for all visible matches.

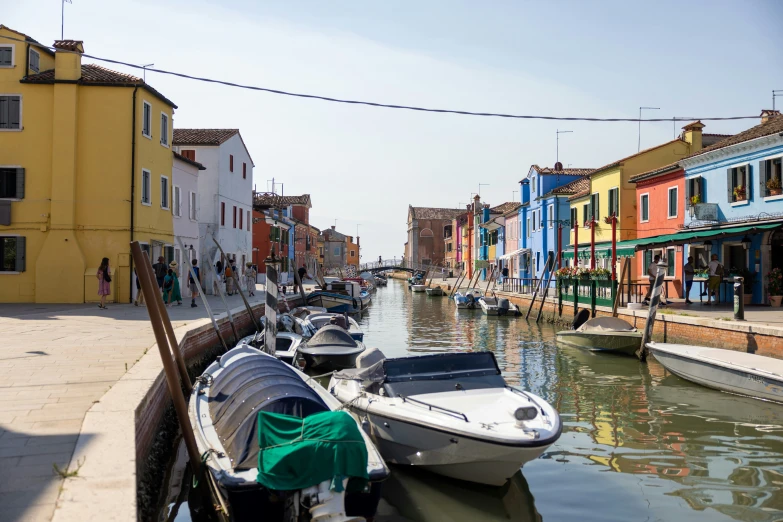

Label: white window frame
[548,205,554,229]
[141,169,151,206]
[526,217,531,238]
[189,191,197,221]
[531,176,536,195]
[142,101,152,139]
[0,94,22,131]
[29,48,39,73]
[160,112,169,147]
[160,175,170,210]
[0,44,14,68]
[667,186,678,219]
[639,193,649,223]
[762,154,783,202]
[173,185,181,217]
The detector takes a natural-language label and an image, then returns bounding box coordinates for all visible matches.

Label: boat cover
[256,411,369,492]
[300,325,362,355]
[208,354,329,469]
[576,317,635,332]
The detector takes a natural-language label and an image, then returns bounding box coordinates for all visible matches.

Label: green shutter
[760,160,768,197]
[667,250,675,276]
[747,164,752,200]
[644,250,652,274]
[15,236,26,272]
[727,168,734,202]
[16,168,25,199]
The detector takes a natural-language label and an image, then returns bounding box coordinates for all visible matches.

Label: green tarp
[256,410,369,492]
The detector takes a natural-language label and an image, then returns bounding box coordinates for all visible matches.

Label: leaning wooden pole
[484,267,495,296]
[612,257,630,317]
[212,264,240,344]
[130,242,201,475]
[535,254,556,323]
[525,263,548,320]
[211,236,261,333]
[637,260,667,361]
[264,253,281,356]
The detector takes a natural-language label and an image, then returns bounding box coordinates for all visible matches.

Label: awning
[562,241,636,260]
[479,216,505,231]
[499,247,530,260]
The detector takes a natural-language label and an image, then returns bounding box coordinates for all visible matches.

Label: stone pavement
[0,281,318,522]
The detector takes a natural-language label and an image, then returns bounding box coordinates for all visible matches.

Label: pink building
[504,210,521,277]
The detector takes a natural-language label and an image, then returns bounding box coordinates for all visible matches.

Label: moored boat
[556,316,642,356]
[299,311,365,342]
[478,296,521,316]
[648,342,783,404]
[306,280,371,313]
[299,325,367,371]
[237,330,303,365]
[411,284,427,292]
[329,350,561,486]
[454,288,484,309]
[425,286,444,296]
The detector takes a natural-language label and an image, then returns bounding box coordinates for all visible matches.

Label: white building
[172,152,205,295]
[173,129,254,293]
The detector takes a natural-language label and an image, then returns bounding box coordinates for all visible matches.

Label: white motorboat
[556,315,642,356]
[411,284,427,292]
[648,342,783,404]
[478,296,521,316]
[291,307,364,342]
[189,345,389,522]
[236,330,303,366]
[329,349,561,486]
[425,286,444,296]
[453,288,484,309]
[306,280,371,313]
[299,325,367,371]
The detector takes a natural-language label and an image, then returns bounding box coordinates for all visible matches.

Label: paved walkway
[0,282,318,522]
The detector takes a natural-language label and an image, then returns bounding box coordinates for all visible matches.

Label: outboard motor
[329,315,348,330]
[573,308,591,330]
[466,294,476,309]
[497,298,510,316]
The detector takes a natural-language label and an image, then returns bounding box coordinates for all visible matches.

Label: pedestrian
[97,257,111,309]
[188,258,201,308]
[169,261,183,305]
[642,255,661,306]
[245,262,256,296]
[705,254,723,306]
[225,263,234,295]
[683,256,695,304]
[501,265,509,284]
[133,267,145,307]
[213,259,223,295]
[162,268,175,306]
[295,263,309,293]
[152,256,167,289]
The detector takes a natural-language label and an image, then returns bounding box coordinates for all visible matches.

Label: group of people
[214,259,258,297]
[642,253,724,306]
[137,256,203,308]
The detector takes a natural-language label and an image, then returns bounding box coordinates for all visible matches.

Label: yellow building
[0,26,177,303]
[567,124,704,277]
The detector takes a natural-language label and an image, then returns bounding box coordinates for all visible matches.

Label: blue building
[478,202,520,280]
[518,165,592,281]
[680,111,783,304]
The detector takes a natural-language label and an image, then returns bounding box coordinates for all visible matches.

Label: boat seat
[356,347,386,369]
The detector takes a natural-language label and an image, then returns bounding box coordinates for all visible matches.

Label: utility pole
[638,106,660,152]
[556,130,573,164]
[774,90,783,111]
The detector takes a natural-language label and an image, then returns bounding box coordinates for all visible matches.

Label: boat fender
[352,298,358,310]
[573,308,590,330]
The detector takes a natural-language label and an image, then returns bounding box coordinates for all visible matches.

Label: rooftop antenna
[141,63,154,82]
[61,0,72,40]
[512,190,518,202]
[478,183,489,197]
[638,106,660,151]
[774,90,783,111]
[556,129,573,165]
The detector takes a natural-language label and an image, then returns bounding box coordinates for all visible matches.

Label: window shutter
[696,176,702,200]
[16,236,26,272]
[0,96,7,128]
[747,165,752,200]
[685,178,691,208]
[9,96,20,128]
[760,160,768,197]
[727,168,733,202]
[15,168,24,199]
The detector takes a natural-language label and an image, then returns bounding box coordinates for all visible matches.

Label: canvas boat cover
[576,317,636,332]
[300,325,363,355]
[256,411,369,492]
[207,353,329,470]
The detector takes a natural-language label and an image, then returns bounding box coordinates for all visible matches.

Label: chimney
[53,40,84,81]
[681,121,705,152]
[761,109,781,124]
[331,225,335,230]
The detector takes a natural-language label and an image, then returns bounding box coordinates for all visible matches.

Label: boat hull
[411,285,427,292]
[649,343,783,403]
[556,331,642,356]
[306,291,371,314]
[300,351,362,372]
[425,287,444,296]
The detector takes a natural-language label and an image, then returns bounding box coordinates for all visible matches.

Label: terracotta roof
[702,133,732,147]
[0,25,54,55]
[588,138,686,176]
[173,151,206,170]
[529,165,593,176]
[685,114,783,160]
[549,176,590,198]
[173,129,239,146]
[490,202,521,215]
[21,64,177,108]
[409,206,465,220]
[53,40,83,52]
[629,161,682,183]
[253,193,312,209]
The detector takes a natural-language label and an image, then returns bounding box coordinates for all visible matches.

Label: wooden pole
[535,253,556,323]
[526,261,548,320]
[612,257,630,317]
[211,236,261,333]
[130,242,201,475]
[212,263,240,344]
[484,266,495,296]
[637,260,667,361]
[264,253,281,356]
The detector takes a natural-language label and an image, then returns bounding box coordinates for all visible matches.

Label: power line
[1,33,762,123]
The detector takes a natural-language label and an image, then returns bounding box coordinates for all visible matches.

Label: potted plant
[768,268,783,307]
[739,268,755,305]
[733,185,747,201]
[690,194,701,205]
[767,177,782,197]
[575,267,591,280]
[590,268,611,280]
[555,267,575,279]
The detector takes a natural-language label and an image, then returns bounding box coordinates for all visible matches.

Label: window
[239,208,243,229]
[727,165,750,202]
[531,176,536,195]
[0,168,24,199]
[686,176,703,207]
[0,95,22,130]
[350,250,356,256]
[590,193,600,221]
[640,194,649,222]
[334,247,340,255]
[570,207,577,228]
[181,149,196,161]
[243,162,247,179]
[189,191,197,220]
[160,176,169,209]
[527,218,531,238]
[608,188,618,218]
[29,49,39,73]
[667,186,678,218]
[582,204,589,225]
[173,185,181,217]
[1,236,25,272]
[447,243,453,252]
[230,155,234,172]
[666,248,675,276]
[141,169,151,205]
[160,113,169,146]
[761,158,783,198]
[0,45,13,67]
[220,202,225,226]
[247,210,251,231]
[142,101,151,138]
[548,205,554,229]
[233,206,237,228]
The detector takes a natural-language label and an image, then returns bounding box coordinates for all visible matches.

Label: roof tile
[173,129,240,146]
[685,114,783,160]
[409,207,465,220]
[253,193,312,209]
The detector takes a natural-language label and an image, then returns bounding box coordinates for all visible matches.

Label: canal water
[161,279,783,522]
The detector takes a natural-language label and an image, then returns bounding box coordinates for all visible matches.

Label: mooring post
[264,252,281,356]
[638,259,667,361]
[536,254,556,323]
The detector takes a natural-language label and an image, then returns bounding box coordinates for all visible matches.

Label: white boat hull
[411,285,427,292]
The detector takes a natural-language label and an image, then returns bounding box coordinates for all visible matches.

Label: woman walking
[163,264,183,306]
[225,263,234,295]
[170,261,183,305]
[245,263,257,296]
[97,257,111,309]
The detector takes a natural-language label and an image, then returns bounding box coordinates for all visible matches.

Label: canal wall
[52,297,301,522]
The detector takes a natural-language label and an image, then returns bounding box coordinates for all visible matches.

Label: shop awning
[562,223,780,259]
[479,216,504,231]
[499,247,530,260]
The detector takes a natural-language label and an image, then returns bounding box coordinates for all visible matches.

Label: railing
[501,277,539,294]
[557,277,618,316]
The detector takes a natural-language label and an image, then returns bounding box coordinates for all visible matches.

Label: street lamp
[638,106,660,151]
[741,235,752,250]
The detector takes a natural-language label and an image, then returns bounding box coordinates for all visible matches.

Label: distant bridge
[359,259,460,277]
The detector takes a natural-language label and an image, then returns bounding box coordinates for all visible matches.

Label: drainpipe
[129,85,139,302]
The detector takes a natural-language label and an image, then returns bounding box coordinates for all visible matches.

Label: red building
[251,193,313,277]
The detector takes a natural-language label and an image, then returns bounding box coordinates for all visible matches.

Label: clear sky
[6,0,783,261]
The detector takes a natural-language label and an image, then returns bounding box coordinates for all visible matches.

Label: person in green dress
[163,263,183,306]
